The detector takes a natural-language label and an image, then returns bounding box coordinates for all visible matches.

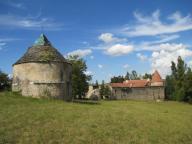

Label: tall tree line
[166,56,192,103]
[110,70,151,83]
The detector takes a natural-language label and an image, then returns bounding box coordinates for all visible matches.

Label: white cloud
[158,43,186,52]
[121,10,192,37]
[150,43,192,77]
[84,71,92,75]
[137,53,148,61]
[142,34,180,45]
[0,42,6,50]
[7,2,26,9]
[108,73,113,78]
[123,64,130,69]
[0,42,6,46]
[0,43,5,50]
[90,56,94,59]
[0,38,20,42]
[67,49,92,58]
[188,61,192,68]
[136,41,187,52]
[105,44,133,56]
[98,33,126,43]
[0,14,63,30]
[98,64,103,69]
[82,41,89,45]
[8,74,12,79]
[0,37,20,50]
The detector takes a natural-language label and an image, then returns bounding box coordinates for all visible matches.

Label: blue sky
[0,0,192,83]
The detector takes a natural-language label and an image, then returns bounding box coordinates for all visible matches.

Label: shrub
[90,94,100,101]
[0,71,11,91]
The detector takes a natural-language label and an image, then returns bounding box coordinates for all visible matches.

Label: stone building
[12,34,72,101]
[109,70,165,100]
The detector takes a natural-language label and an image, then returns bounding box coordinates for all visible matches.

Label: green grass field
[0,92,192,144]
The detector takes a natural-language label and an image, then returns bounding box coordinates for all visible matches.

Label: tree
[165,75,175,100]
[110,70,141,82]
[99,80,105,99]
[67,55,92,99]
[130,70,140,80]
[183,68,192,103]
[99,80,111,99]
[142,73,152,79]
[0,70,11,91]
[95,80,99,88]
[104,85,111,99]
[175,56,186,101]
[165,56,192,103]
[171,61,177,79]
[125,72,130,80]
[167,57,186,101]
[111,75,124,83]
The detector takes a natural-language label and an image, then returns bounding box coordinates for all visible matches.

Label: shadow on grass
[72,99,101,105]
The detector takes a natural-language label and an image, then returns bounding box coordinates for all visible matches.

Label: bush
[0,71,11,91]
[186,95,192,104]
[90,94,100,101]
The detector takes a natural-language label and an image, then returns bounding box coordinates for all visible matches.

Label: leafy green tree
[111,70,141,82]
[111,75,124,83]
[125,72,130,80]
[166,56,192,102]
[165,75,175,100]
[0,70,11,91]
[95,80,99,88]
[174,56,186,101]
[171,61,177,79]
[130,70,140,80]
[142,73,152,79]
[67,55,92,99]
[99,81,111,99]
[99,80,105,99]
[104,85,111,99]
[183,68,192,103]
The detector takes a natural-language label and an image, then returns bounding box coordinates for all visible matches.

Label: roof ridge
[151,70,162,82]
[13,34,67,65]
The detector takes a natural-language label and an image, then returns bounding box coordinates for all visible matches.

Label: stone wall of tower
[12,62,72,101]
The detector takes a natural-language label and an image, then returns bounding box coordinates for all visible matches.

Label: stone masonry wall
[12,62,72,101]
[111,87,165,100]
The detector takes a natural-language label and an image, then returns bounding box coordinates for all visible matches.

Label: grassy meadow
[0,92,192,144]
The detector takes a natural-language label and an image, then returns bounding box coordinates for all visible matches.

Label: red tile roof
[110,70,164,88]
[111,80,149,88]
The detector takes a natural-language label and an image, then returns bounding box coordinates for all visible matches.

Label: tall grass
[0,92,192,144]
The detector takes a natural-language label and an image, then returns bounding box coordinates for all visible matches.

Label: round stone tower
[12,34,72,101]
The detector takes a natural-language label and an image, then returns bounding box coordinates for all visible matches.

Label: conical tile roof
[151,70,162,82]
[14,34,68,65]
